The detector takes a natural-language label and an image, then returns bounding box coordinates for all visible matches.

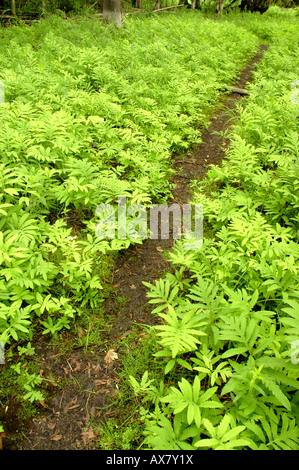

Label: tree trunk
[103,0,122,27]
[216,0,224,16]
[11,0,16,16]
[137,0,143,8]
[191,0,195,9]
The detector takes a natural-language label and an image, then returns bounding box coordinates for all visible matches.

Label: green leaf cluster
[0,13,258,348]
[140,13,299,451]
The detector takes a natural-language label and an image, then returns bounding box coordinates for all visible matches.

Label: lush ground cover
[0,12,258,393]
[0,7,298,450]
[133,9,299,450]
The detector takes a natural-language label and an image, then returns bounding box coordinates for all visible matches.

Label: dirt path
[107,44,268,340]
[3,44,267,451]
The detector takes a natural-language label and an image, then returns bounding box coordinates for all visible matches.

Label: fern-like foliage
[140,12,299,451]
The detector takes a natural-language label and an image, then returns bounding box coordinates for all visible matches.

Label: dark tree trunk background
[240,0,271,12]
[11,0,16,16]
[103,0,122,27]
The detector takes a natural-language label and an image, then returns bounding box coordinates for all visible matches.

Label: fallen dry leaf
[68,404,80,411]
[104,349,118,366]
[63,397,78,413]
[78,327,85,337]
[51,434,63,441]
[47,423,56,430]
[81,427,96,444]
[72,360,81,372]
[94,379,109,386]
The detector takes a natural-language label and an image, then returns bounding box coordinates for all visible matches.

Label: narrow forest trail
[7,44,267,451]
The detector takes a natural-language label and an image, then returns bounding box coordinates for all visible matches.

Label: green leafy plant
[140,12,299,451]
[161,376,223,428]
[1,8,298,450]
[195,415,250,450]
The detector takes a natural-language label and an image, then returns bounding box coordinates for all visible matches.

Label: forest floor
[3,44,267,451]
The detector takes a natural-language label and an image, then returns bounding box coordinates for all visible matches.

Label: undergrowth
[135,12,299,450]
[0,8,298,450]
[0,11,259,408]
